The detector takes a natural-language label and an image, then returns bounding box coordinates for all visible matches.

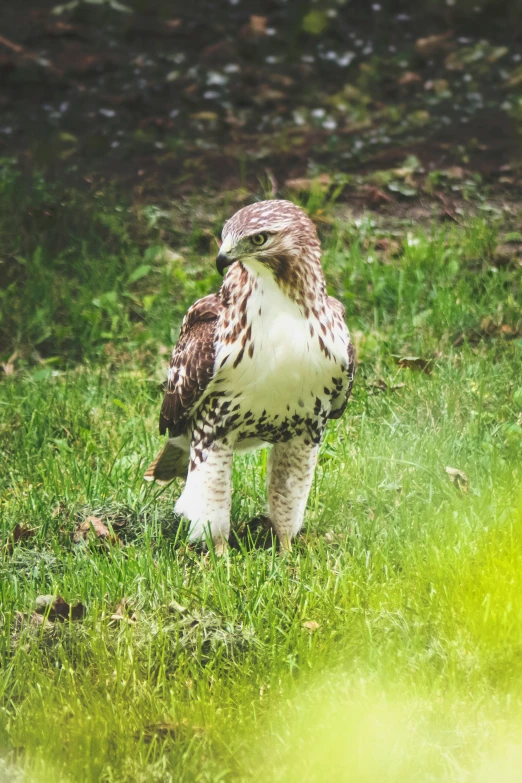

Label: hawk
[144,200,355,550]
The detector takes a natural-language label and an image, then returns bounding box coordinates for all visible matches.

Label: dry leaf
[443,166,465,179]
[1,351,18,376]
[73,515,120,545]
[399,71,422,86]
[434,191,458,223]
[415,31,453,57]
[4,523,36,554]
[169,599,188,614]
[248,15,268,36]
[285,173,331,193]
[393,355,434,374]
[480,317,520,338]
[35,595,85,621]
[302,620,320,633]
[365,186,392,207]
[110,597,137,625]
[374,238,401,257]
[445,467,469,492]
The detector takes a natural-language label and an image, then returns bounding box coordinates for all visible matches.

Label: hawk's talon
[279,534,293,552]
[213,538,228,556]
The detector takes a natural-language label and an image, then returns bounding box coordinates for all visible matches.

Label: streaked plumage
[145,200,355,550]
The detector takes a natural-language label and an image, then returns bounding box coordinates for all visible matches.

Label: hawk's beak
[216,251,235,276]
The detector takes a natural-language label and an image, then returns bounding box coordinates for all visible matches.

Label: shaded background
[1,0,521,195]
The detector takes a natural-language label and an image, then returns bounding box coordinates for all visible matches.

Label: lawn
[1,174,522,782]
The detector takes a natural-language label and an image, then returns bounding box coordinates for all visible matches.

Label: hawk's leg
[175,438,233,549]
[267,439,319,551]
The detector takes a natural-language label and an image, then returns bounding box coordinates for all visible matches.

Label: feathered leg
[267,439,319,550]
[175,438,233,550]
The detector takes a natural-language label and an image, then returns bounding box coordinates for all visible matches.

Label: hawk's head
[216,200,323,289]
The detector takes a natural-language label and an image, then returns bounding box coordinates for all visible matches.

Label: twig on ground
[0,33,64,77]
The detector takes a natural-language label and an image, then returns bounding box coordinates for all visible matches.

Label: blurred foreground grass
[1,172,522,781]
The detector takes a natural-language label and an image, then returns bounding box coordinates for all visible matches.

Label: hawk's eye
[251,232,267,247]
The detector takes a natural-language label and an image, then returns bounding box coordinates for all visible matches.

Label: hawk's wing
[327,296,356,420]
[159,294,222,437]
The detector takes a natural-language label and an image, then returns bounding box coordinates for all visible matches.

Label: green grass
[1,176,522,781]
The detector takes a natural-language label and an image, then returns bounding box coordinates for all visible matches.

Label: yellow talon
[279,534,293,552]
[213,538,228,556]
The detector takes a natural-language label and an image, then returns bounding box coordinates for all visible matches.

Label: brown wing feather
[327,296,356,420]
[328,295,346,321]
[159,294,222,437]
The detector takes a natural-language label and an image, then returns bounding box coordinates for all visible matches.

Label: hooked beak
[216,250,236,276]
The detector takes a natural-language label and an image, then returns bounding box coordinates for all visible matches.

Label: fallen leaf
[480,317,520,338]
[324,530,338,543]
[250,15,268,35]
[443,166,465,180]
[445,467,469,492]
[169,599,188,614]
[109,598,137,625]
[434,192,458,222]
[302,620,320,633]
[4,523,36,554]
[399,71,422,86]
[35,595,85,621]
[415,31,453,57]
[285,174,331,193]
[73,515,120,545]
[240,15,268,38]
[500,324,520,337]
[393,355,434,374]
[201,40,236,61]
[375,238,401,257]
[365,186,392,207]
[1,351,18,376]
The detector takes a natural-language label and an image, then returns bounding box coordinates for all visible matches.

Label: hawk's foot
[278,532,293,552]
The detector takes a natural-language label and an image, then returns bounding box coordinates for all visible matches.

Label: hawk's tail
[144,441,189,484]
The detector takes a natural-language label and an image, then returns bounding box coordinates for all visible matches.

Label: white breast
[214,265,347,425]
